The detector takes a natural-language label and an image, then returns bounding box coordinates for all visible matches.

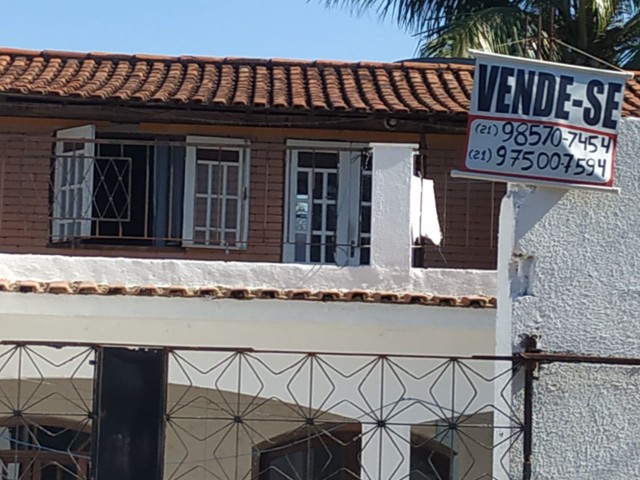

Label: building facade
[0,48,501,480]
[1,47,638,479]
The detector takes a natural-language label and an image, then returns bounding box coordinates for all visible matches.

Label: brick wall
[420,135,504,270]
[0,122,502,269]
[0,125,286,262]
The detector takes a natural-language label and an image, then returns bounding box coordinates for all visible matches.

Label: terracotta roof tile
[0,47,636,117]
[322,67,348,110]
[212,63,236,105]
[192,64,218,103]
[0,280,496,308]
[232,64,253,106]
[306,66,328,110]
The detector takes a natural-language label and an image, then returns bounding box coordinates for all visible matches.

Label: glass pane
[325,235,335,264]
[361,175,372,203]
[294,233,307,262]
[298,151,339,169]
[313,173,323,200]
[210,164,222,196]
[225,199,238,229]
[66,191,74,218]
[226,166,240,196]
[326,204,337,232]
[194,229,206,244]
[360,205,371,234]
[326,173,338,200]
[312,203,322,231]
[225,230,237,245]
[58,190,67,218]
[209,201,220,229]
[295,197,309,232]
[360,237,371,266]
[68,158,77,185]
[196,162,209,194]
[297,171,309,196]
[75,188,83,218]
[195,198,208,227]
[197,148,240,163]
[310,235,322,263]
[269,450,306,479]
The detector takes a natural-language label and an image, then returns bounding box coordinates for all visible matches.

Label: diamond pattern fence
[0,343,529,480]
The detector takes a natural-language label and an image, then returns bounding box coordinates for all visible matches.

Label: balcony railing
[0,342,524,480]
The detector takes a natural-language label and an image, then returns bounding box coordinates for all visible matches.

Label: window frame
[182,135,251,250]
[52,125,96,243]
[253,423,362,479]
[283,139,370,266]
[0,416,92,480]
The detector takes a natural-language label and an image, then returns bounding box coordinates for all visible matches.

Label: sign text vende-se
[463,51,632,188]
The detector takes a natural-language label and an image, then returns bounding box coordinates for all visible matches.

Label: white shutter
[52,125,96,242]
[336,150,363,267]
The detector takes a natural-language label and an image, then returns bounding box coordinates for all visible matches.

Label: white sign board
[457,51,633,189]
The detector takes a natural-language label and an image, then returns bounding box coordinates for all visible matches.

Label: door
[52,125,96,242]
[284,143,368,266]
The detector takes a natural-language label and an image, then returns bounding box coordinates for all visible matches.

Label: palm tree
[320,0,640,68]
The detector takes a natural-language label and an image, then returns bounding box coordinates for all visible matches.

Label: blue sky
[0,0,420,62]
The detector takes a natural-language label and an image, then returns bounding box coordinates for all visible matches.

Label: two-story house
[0,48,507,480]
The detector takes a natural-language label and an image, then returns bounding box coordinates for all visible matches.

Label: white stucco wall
[0,293,494,354]
[499,117,640,479]
[0,253,496,296]
[0,292,497,480]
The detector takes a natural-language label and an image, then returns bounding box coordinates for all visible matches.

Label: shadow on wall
[0,378,496,480]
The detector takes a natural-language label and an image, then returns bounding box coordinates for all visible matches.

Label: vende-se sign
[457,51,633,189]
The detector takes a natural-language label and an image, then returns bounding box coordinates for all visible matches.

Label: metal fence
[2,340,638,479]
[0,342,527,480]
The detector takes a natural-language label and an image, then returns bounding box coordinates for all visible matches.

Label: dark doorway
[92,347,167,480]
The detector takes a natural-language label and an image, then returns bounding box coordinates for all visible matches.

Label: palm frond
[319,0,640,67]
[420,7,549,58]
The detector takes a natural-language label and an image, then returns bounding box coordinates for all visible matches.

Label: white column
[370,143,417,272]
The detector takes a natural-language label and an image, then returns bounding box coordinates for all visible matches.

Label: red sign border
[461,114,617,188]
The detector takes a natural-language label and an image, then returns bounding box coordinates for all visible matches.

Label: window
[50,128,250,249]
[256,425,361,479]
[283,141,372,266]
[183,136,250,248]
[0,420,91,480]
[255,426,454,480]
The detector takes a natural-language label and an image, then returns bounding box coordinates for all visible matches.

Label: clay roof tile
[0,46,636,117]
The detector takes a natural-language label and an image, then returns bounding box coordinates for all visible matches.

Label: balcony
[0,129,498,295]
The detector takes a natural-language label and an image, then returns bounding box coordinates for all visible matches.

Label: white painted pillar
[370,143,417,272]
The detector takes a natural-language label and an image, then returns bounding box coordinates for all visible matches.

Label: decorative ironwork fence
[0,342,527,480]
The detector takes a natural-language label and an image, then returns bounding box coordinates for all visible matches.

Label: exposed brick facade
[420,135,504,270]
[0,120,501,269]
